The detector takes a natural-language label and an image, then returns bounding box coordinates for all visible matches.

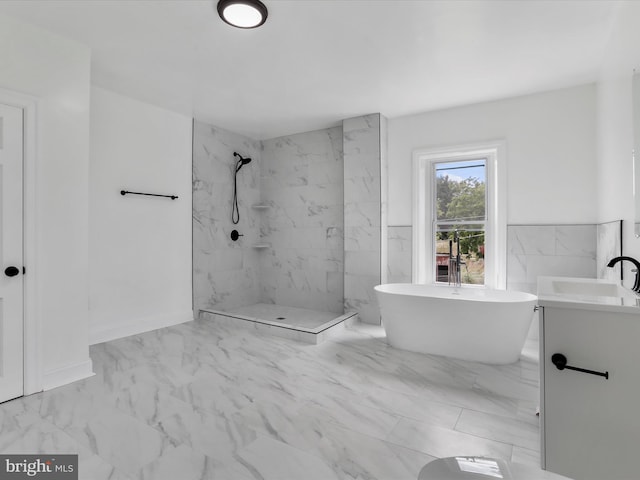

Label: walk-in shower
[192,123,350,343]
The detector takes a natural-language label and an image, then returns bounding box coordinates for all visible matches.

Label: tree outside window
[434,159,486,285]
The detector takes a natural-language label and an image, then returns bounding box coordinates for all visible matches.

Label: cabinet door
[543,307,640,480]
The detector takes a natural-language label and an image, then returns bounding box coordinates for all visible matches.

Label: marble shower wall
[192,120,262,313]
[344,114,388,324]
[260,127,345,313]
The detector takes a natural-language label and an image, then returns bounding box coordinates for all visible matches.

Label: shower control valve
[230,230,243,241]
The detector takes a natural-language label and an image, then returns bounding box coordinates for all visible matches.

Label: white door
[0,103,23,403]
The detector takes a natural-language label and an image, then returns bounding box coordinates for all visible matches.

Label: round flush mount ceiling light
[217,0,268,29]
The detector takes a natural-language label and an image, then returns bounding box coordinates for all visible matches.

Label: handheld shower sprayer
[232,152,252,224]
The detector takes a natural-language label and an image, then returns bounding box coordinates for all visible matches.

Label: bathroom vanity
[537,277,640,480]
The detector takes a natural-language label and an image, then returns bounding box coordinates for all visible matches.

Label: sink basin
[538,276,640,313]
[551,280,628,297]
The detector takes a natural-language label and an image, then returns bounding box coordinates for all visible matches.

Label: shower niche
[251,204,271,249]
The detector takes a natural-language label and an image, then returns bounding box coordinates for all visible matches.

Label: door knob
[4,266,19,277]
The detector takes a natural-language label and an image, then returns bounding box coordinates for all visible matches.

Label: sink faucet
[607,256,640,293]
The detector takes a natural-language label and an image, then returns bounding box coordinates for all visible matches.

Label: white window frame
[412,141,507,289]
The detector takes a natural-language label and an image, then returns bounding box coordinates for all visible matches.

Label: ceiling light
[217,0,268,29]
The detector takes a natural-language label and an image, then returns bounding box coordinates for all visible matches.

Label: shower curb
[199,309,358,344]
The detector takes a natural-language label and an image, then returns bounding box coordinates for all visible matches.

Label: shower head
[234,152,252,172]
[232,152,251,224]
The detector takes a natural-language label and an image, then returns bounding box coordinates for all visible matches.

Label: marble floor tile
[0,411,93,457]
[511,445,542,468]
[515,399,541,427]
[73,409,173,475]
[386,417,514,460]
[79,454,138,480]
[307,422,436,480]
[299,396,401,441]
[155,400,258,460]
[236,406,434,480]
[22,378,121,431]
[470,362,539,402]
[348,367,522,420]
[0,318,547,478]
[359,391,463,429]
[0,397,43,433]
[139,444,252,480]
[235,434,338,480]
[454,409,540,451]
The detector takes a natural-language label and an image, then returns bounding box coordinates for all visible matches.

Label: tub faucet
[449,230,465,287]
[607,256,640,293]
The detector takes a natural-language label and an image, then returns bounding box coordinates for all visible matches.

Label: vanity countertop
[537,276,640,314]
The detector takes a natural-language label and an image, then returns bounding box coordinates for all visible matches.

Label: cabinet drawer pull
[551,353,609,380]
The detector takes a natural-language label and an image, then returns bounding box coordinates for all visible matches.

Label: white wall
[0,13,92,389]
[596,2,640,287]
[89,87,193,344]
[388,84,598,226]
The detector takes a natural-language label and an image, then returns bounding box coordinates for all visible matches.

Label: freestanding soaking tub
[374,283,537,364]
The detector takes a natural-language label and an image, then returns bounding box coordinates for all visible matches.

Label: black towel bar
[551,353,609,380]
[120,190,178,200]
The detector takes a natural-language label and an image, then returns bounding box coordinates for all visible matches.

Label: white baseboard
[42,358,94,391]
[89,310,194,345]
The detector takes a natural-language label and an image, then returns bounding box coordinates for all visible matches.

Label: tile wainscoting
[506,224,596,294]
[385,223,613,294]
[387,226,413,284]
[596,220,623,282]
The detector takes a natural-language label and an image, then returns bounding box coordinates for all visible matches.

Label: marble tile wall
[260,127,344,313]
[344,114,386,324]
[386,224,599,293]
[596,220,623,281]
[192,120,262,313]
[387,226,412,284]
[506,224,597,294]
[380,115,389,286]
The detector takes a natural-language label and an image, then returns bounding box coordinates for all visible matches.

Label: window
[412,142,506,289]
[434,159,486,285]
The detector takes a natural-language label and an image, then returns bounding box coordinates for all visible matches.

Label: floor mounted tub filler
[374,283,537,364]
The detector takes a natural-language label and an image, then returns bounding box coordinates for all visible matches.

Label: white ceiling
[0,0,619,140]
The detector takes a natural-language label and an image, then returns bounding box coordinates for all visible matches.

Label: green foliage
[436,175,457,220]
[436,175,485,254]
[446,178,485,221]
